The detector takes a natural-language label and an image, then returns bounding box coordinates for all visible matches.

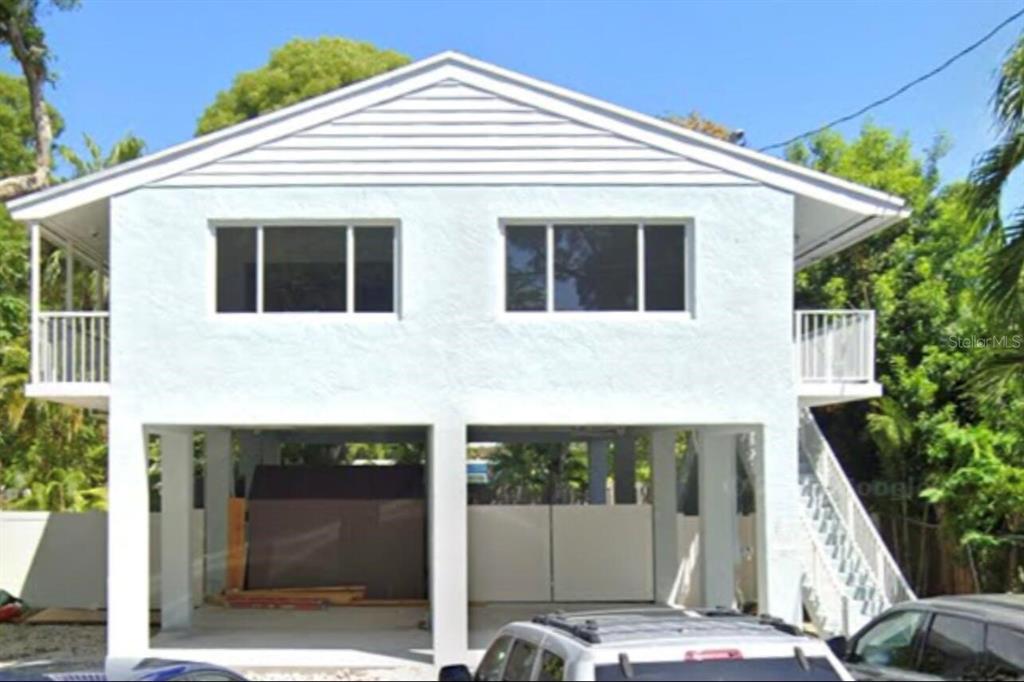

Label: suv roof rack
[531,608,803,645]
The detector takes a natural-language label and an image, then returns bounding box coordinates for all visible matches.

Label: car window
[503,639,539,681]
[985,626,1024,679]
[538,649,565,681]
[918,615,986,679]
[476,636,514,682]
[852,609,927,670]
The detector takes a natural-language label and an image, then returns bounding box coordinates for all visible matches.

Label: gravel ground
[0,625,434,681]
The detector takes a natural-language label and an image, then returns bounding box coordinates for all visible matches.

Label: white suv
[440,608,854,681]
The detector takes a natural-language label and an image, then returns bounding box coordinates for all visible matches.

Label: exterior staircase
[797,408,915,636]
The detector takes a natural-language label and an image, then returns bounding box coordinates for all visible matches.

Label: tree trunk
[0,14,54,201]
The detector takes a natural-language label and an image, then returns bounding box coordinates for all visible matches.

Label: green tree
[59,132,145,179]
[0,81,145,510]
[968,36,1024,392]
[790,123,1024,592]
[0,0,78,200]
[196,37,409,136]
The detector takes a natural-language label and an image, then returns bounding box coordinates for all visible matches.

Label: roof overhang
[7,51,909,268]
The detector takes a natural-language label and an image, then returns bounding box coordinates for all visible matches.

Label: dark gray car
[827,594,1024,681]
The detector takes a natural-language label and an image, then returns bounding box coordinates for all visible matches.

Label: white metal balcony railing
[33,311,110,384]
[796,310,875,384]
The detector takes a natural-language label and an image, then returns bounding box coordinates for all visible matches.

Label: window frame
[210,220,400,317]
[499,219,694,318]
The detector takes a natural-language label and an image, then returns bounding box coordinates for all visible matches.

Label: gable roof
[7,50,909,267]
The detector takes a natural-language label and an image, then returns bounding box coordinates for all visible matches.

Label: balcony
[796,310,881,406]
[24,221,110,411]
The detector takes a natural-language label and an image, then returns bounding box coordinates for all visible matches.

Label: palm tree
[59,133,145,179]
[969,37,1024,389]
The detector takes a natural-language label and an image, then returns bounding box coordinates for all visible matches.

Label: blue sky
[4,0,1023,196]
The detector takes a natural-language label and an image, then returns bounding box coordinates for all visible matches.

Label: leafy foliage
[59,132,145,179]
[196,37,409,136]
[791,123,1024,592]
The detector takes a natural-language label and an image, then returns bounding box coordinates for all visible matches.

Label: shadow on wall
[0,511,204,610]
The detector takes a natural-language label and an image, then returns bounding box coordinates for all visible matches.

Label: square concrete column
[106,411,150,659]
[587,440,610,505]
[259,432,282,466]
[754,420,802,625]
[698,431,738,609]
[651,429,679,604]
[160,429,194,631]
[613,435,637,504]
[237,431,260,496]
[429,421,468,668]
[202,428,232,597]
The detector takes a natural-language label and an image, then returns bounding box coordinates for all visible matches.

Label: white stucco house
[7,51,916,670]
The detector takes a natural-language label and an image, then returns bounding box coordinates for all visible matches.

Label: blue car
[0,658,246,681]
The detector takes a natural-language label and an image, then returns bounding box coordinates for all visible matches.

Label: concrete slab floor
[149,603,654,669]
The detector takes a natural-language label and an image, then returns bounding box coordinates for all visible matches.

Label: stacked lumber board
[222,585,367,610]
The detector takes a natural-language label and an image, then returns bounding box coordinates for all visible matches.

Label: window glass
[264,227,346,312]
[918,615,986,679]
[216,228,256,313]
[538,650,565,681]
[644,225,686,311]
[554,224,637,311]
[506,225,547,311]
[502,640,538,681]
[475,636,513,682]
[986,626,1024,678]
[355,227,394,312]
[852,610,926,671]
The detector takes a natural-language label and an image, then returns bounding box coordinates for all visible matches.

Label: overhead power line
[759,6,1024,152]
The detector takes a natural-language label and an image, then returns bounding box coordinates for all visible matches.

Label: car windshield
[594,656,843,681]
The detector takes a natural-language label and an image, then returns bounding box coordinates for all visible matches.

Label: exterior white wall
[110,185,795,428]
[0,511,204,610]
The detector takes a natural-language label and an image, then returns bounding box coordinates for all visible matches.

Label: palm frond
[995,40,1024,134]
[980,213,1024,319]
[968,132,1024,213]
[968,346,1024,396]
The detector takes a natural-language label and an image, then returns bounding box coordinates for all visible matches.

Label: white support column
[429,420,468,668]
[202,429,232,597]
[160,429,194,631]
[587,440,610,505]
[699,431,739,609]
[237,431,260,497]
[29,222,40,384]
[651,429,679,604]
[64,243,74,311]
[613,435,637,505]
[259,432,282,467]
[755,419,803,625]
[106,411,150,659]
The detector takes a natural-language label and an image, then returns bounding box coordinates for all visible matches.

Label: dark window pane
[538,650,565,681]
[986,626,1024,678]
[355,227,394,312]
[852,610,926,671]
[264,227,346,312]
[554,225,637,311]
[216,228,256,313]
[644,225,686,311]
[919,615,986,679]
[475,636,513,682]
[595,658,842,681]
[506,225,547,311]
[502,640,538,681]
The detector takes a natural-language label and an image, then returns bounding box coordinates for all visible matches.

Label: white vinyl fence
[0,511,203,609]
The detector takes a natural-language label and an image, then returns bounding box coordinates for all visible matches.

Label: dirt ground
[0,624,433,681]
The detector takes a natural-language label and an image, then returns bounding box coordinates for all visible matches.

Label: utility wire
[759,7,1024,152]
